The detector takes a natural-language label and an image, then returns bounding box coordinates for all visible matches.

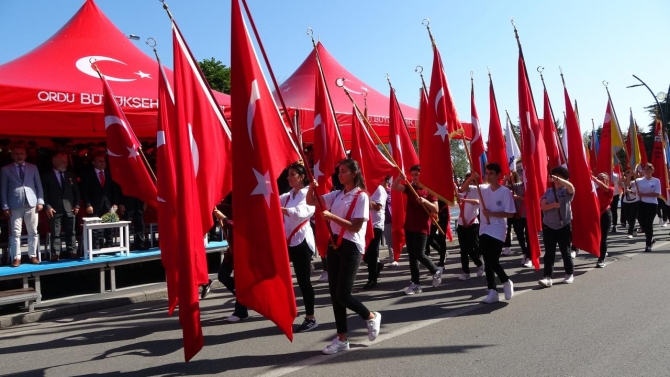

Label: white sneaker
[523,259,533,268]
[627,234,633,239]
[570,251,576,259]
[538,277,553,287]
[404,283,422,295]
[563,274,574,284]
[366,311,382,341]
[322,337,350,355]
[432,267,444,287]
[503,280,514,300]
[477,266,485,277]
[502,247,512,256]
[389,261,399,267]
[318,271,329,283]
[482,289,499,304]
[664,221,669,227]
[458,273,470,281]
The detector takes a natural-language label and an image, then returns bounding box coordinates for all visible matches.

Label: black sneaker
[596,259,606,268]
[297,318,318,333]
[645,246,652,252]
[200,279,213,300]
[363,280,377,290]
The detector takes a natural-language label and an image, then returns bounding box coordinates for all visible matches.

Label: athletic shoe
[297,318,319,333]
[458,273,471,281]
[645,246,652,253]
[362,280,377,290]
[366,311,382,341]
[200,279,213,300]
[663,221,669,227]
[611,227,617,233]
[502,247,512,256]
[652,238,657,244]
[389,261,399,267]
[570,250,576,259]
[477,266,485,277]
[503,280,514,300]
[404,283,422,295]
[225,314,249,323]
[523,259,533,268]
[563,274,574,284]
[633,231,638,237]
[627,234,633,239]
[318,271,329,282]
[432,267,444,287]
[538,278,553,287]
[482,289,499,304]
[596,259,606,268]
[322,337,350,355]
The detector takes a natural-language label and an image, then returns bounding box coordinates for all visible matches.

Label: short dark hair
[551,166,570,179]
[288,162,310,186]
[409,164,421,173]
[485,163,501,175]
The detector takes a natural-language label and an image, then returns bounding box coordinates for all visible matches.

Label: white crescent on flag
[247,79,261,150]
[76,56,136,82]
[471,116,481,143]
[104,115,135,157]
[188,123,200,176]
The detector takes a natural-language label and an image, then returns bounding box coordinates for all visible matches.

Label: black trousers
[600,209,612,259]
[406,231,438,285]
[503,218,514,247]
[456,224,481,274]
[542,224,574,277]
[363,228,383,282]
[512,217,530,259]
[639,202,658,246]
[217,261,248,317]
[288,239,315,316]
[480,234,508,290]
[622,201,638,234]
[657,198,668,222]
[425,219,448,265]
[610,195,620,227]
[327,238,371,334]
[128,209,146,248]
[50,212,76,255]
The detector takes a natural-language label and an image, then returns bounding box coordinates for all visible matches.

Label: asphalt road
[1,226,668,377]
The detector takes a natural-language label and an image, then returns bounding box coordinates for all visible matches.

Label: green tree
[198,57,231,94]
[450,139,469,179]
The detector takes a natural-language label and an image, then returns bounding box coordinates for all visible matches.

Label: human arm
[391,173,406,192]
[459,173,478,193]
[591,175,609,190]
[551,174,575,195]
[33,167,44,210]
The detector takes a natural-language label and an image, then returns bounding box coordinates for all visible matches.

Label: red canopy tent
[0,0,230,139]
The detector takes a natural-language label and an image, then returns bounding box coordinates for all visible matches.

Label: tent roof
[0,0,230,139]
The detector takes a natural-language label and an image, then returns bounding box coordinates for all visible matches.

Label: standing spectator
[80,154,122,249]
[1,144,44,266]
[42,154,80,260]
[635,163,661,252]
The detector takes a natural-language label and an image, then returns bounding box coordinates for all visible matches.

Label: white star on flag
[251,168,273,208]
[313,160,323,181]
[134,71,151,79]
[434,122,448,142]
[127,145,139,160]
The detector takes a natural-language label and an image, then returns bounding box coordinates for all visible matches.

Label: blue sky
[2,0,669,138]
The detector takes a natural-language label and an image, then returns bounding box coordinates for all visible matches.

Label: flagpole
[603,80,629,168]
[504,110,523,155]
[537,66,568,164]
[92,61,157,183]
[341,78,447,236]
[511,18,539,113]
[415,65,428,155]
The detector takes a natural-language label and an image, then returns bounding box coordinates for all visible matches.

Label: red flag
[100,76,157,208]
[518,54,547,270]
[486,78,510,177]
[470,82,485,183]
[542,89,562,168]
[173,22,233,243]
[389,88,420,261]
[564,86,601,256]
[421,44,456,202]
[231,0,300,341]
[596,100,625,177]
[651,118,670,203]
[638,124,649,165]
[156,61,179,316]
[312,59,346,258]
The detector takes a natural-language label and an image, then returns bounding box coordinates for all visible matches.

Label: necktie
[18,165,25,182]
[99,170,105,187]
[60,172,66,191]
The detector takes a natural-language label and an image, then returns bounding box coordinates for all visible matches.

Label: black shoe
[596,259,606,268]
[297,318,318,332]
[645,246,652,252]
[611,228,617,233]
[362,281,377,290]
[200,279,213,300]
[376,263,384,279]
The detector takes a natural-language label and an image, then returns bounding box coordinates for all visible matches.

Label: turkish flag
[231,0,301,341]
[486,78,510,177]
[542,89,562,169]
[312,59,346,257]
[470,83,485,183]
[100,76,157,209]
[564,86,601,256]
[173,21,233,246]
[156,61,179,316]
[389,88,420,261]
[421,45,457,202]
[651,118,670,203]
[518,55,547,270]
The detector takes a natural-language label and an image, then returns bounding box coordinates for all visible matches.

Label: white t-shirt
[477,184,516,241]
[612,172,620,196]
[369,185,387,230]
[635,177,661,204]
[280,187,316,252]
[322,188,370,253]
[622,181,639,203]
[457,186,480,226]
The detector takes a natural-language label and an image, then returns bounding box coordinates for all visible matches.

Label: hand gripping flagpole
[90,58,157,183]
[339,77,446,236]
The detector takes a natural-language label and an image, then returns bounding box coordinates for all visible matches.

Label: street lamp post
[626,74,668,131]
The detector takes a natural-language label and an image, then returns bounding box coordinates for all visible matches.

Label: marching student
[280,163,318,332]
[635,163,661,252]
[593,173,614,268]
[457,173,484,281]
[538,167,575,287]
[363,179,388,289]
[306,158,381,355]
[621,169,639,238]
[391,165,443,295]
[472,163,517,304]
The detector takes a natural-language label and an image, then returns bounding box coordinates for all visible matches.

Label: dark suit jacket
[80,168,121,216]
[42,170,80,214]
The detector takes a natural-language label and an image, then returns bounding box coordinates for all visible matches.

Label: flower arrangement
[100,205,119,223]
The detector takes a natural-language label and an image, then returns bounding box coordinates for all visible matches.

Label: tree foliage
[198,57,231,94]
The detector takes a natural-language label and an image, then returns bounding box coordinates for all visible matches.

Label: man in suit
[1,145,45,266]
[80,153,122,249]
[42,154,80,261]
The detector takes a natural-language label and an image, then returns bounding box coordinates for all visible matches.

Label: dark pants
[92,229,114,249]
[128,209,146,249]
[542,224,574,277]
[622,201,638,234]
[480,234,508,290]
[504,218,514,247]
[456,224,481,274]
[610,195,620,227]
[425,220,448,265]
[639,202,658,246]
[406,231,438,285]
[657,198,668,222]
[289,240,315,316]
[364,228,383,283]
[512,217,530,259]
[217,261,248,318]
[600,209,612,260]
[50,212,76,255]
[327,238,371,334]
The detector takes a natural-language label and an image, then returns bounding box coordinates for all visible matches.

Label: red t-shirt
[403,183,437,234]
[597,186,614,214]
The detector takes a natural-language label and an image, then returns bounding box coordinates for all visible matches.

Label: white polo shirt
[369,185,387,230]
[280,187,315,252]
[322,188,369,253]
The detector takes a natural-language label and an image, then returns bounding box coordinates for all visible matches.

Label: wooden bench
[0,288,41,312]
